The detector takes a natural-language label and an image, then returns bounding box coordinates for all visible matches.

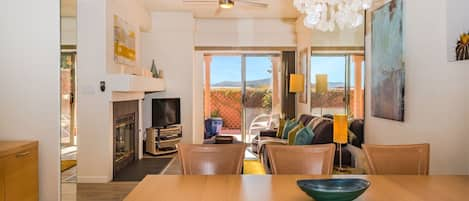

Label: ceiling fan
[218,0,269,9]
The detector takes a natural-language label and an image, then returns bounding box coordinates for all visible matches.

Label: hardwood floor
[76,182,138,201]
[161,156,182,175]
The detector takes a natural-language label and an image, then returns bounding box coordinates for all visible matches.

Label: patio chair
[247,113,280,142]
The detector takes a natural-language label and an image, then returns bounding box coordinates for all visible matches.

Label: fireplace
[113,100,139,178]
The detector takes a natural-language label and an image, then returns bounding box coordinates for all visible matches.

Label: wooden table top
[124,175,469,201]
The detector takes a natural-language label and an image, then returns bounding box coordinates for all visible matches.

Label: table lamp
[289,74,304,93]
[316,74,328,115]
[333,114,348,171]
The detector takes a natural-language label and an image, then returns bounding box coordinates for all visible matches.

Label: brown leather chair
[177,144,246,175]
[363,144,430,175]
[266,144,335,175]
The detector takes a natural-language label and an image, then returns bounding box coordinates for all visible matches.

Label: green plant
[262,89,272,111]
[211,109,221,118]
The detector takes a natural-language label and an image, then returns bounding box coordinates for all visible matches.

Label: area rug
[61,160,77,172]
[243,160,266,175]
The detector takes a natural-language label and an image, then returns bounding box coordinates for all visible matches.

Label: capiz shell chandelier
[294,0,373,32]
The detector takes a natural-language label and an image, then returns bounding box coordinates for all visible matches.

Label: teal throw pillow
[282,119,298,139]
[294,127,315,145]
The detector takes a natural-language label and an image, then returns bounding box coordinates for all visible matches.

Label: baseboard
[77,176,111,183]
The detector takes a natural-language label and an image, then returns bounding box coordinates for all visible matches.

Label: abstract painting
[371,0,405,121]
[447,0,469,61]
[114,15,136,66]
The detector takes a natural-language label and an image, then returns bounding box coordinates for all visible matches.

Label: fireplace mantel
[108,74,165,93]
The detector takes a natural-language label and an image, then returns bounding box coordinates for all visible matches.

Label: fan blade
[214,7,222,16]
[235,0,269,8]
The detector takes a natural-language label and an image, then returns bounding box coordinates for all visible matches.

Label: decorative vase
[150,59,159,78]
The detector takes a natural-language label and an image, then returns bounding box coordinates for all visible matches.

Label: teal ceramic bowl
[297,179,370,201]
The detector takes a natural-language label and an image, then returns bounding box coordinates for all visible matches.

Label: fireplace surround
[113,100,139,178]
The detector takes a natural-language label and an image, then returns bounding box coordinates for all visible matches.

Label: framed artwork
[114,15,137,66]
[371,0,405,121]
[447,0,469,61]
[298,48,310,104]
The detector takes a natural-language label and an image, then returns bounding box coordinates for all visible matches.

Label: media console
[145,125,182,155]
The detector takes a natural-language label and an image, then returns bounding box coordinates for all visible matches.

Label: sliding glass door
[310,54,365,118]
[204,54,281,144]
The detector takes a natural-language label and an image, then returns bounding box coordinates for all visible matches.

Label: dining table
[124,175,469,201]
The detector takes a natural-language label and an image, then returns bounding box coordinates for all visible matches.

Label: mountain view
[212,78,345,89]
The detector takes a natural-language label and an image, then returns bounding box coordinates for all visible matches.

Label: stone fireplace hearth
[113,100,139,178]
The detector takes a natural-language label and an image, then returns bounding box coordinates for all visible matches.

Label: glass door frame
[310,53,364,117]
[206,53,281,144]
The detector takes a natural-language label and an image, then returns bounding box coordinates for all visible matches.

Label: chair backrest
[363,144,430,175]
[177,144,246,175]
[267,144,335,175]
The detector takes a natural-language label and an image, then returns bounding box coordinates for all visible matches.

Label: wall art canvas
[447,0,469,61]
[371,0,405,121]
[298,48,309,104]
[114,15,136,66]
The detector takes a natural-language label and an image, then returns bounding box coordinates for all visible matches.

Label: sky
[209,55,364,87]
[210,56,272,84]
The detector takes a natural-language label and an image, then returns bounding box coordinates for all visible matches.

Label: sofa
[251,114,363,173]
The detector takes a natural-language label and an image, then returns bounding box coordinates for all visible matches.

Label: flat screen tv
[152,98,181,127]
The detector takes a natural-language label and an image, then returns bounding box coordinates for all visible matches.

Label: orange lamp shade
[289,74,304,93]
[316,74,328,94]
[333,114,348,144]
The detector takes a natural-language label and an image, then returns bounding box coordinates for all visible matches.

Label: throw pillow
[276,118,286,138]
[282,119,298,139]
[294,127,315,145]
[288,123,304,145]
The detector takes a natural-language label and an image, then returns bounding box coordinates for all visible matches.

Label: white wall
[77,0,112,183]
[0,0,60,200]
[365,0,469,175]
[195,18,296,47]
[141,12,196,143]
[77,0,150,183]
[311,24,364,47]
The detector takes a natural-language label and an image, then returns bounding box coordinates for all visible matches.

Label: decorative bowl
[297,178,370,201]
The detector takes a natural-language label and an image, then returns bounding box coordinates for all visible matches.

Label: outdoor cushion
[294,127,315,145]
[287,123,304,145]
[282,119,298,139]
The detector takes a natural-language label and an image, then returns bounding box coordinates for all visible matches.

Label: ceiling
[143,0,300,19]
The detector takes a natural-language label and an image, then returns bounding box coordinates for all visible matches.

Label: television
[152,98,181,127]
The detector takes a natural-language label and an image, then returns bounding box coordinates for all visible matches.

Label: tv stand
[146,125,182,156]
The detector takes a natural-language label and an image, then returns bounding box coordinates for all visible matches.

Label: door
[243,55,281,143]
[60,51,76,146]
[204,54,281,144]
[310,54,365,118]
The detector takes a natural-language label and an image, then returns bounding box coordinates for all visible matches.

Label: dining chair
[176,144,246,175]
[266,144,335,175]
[363,143,430,175]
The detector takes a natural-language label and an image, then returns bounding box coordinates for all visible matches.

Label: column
[271,56,281,114]
[204,56,212,119]
[352,55,364,119]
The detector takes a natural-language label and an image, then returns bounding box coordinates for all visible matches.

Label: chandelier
[294,0,373,32]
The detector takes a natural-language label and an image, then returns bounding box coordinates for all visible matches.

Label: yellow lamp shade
[316,74,328,94]
[333,114,348,144]
[289,74,304,93]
